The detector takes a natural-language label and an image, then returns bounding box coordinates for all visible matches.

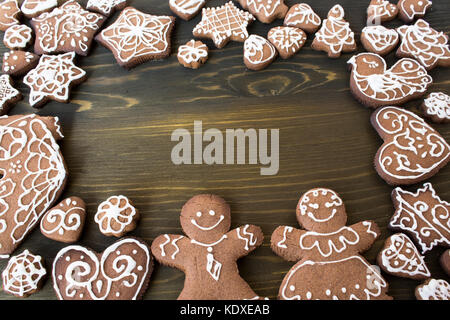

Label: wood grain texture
[0,0,449,300]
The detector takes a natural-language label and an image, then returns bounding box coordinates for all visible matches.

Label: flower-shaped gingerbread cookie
[283,3,321,34]
[3,24,33,49]
[177,40,208,69]
[422,92,450,123]
[151,194,265,300]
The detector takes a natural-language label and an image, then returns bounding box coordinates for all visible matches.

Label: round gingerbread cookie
[421,92,450,123]
[244,34,277,71]
[3,24,33,49]
[2,50,39,76]
[177,40,208,69]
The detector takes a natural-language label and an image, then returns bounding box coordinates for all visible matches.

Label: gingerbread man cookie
[0,0,20,32]
[3,24,33,50]
[441,249,450,276]
[415,279,450,300]
[169,0,206,21]
[87,0,127,17]
[52,237,153,300]
[311,5,356,58]
[283,3,321,34]
[2,50,39,76]
[237,0,288,24]
[360,26,399,56]
[421,92,450,123]
[151,194,265,300]
[244,34,277,71]
[177,40,209,69]
[21,0,57,18]
[271,188,391,300]
[348,53,432,109]
[0,74,21,115]
[397,0,431,23]
[367,0,398,25]
[268,26,307,59]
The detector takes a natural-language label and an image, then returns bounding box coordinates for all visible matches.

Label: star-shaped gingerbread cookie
[0,0,20,31]
[0,74,21,115]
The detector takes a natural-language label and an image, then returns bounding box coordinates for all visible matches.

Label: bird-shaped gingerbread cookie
[271,188,392,300]
[151,194,265,300]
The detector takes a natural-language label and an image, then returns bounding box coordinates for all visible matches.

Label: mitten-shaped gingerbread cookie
[271,188,392,300]
[151,194,264,300]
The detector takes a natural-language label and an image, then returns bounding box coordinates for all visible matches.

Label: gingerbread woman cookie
[0,0,20,32]
[243,34,277,71]
[421,92,450,123]
[441,249,450,276]
[415,279,450,300]
[3,24,33,50]
[271,188,391,300]
[177,40,209,69]
[397,0,431,23]
[151,194,265,300]
[360,26,399,56]
[367,0,398,25]
[21,0,57,18]
[237,0,288,24]
[2,50,39,77]
[268,26,307,59]
[283,3,321,34]
[169,0,206,21]
[0,74,21,115]
[87,0,127,17]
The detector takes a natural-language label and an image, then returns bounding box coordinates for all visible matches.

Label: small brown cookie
[377,233,430,280]
[0,74,21,115]
[311,5,356,58]
[21,0,57,19]
[86,0,127,17]
[2,50,39,76]
[23,52,86,108]
[2,250,46,298]
[151,194,265,300]
[390,183,450,253]
[397,0,431,22]
[421,92,450,123]
[283,3,321,34]
[244,34,277,71]
[268,26,306,59]
[397,20,450,71]
[367,0,398,25]
[177,40,208,69]
[52,237,153,300]
[415,279,450,300]
[96,7,175,69]
[441,250,450,276]
[237,0,288,24]
[348,53,432,109]
[31,0,106,56]
[169,0,206,21]
[0,0,20,31]
[3,24,33,50]
[40,197,86,243]
[94,195,139,237]
[361,26,398,56]
[193,2,255,49]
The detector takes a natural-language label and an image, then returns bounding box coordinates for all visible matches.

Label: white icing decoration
[191,214,224,231]
[0,74,20,111]
[298,188,342,223]
[236,224,257,250]
[21,0,57,17]
[239,0,283,18]
[159,234,183,259]
[40,201,83,237]
[0,0,20,28]
[244,34,276,66]
[284,3,321,29]
[367,0,397,22]
[361,26,398,53]
[362,221,377,238]
[94,195,137,236]
[398,0,432,20]
[4,25,33,49]
[268,26,306,52]
[417,279,450,300]
[169,0,205,16]
[277,226,293,248]
[423,92,450,121]
[86,0,126,16]
[177,40,208,64]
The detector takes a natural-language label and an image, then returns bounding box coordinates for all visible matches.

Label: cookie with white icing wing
[421,92,450,123]
[169,0,206,21]
[415,279,450,300]
[361,26,398,56]
[367,0,398,25]
[268,26,306,59]
[87,0,127,17]
[244,34,277,70]
[0,0,20,31]
[237,0,288,24]
[177,39,208,69]
[21,0,57,18]
[0,74,21,115]
[377,233,430,280]
[283,3,321,34]
[441,249,450,276]
[397,0,431,23]
[2,50,39,76]
[52,237,153,300]
[3,24,33,49]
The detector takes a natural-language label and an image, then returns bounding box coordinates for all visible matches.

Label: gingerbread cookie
[40,197,86,243]
[441,249,450,276]
[94,195,139,237]
[151,194,265,300]
[268,26,306,59]
[378,233,430,280]
[193,2,255,49]
[311,5,356,58]
[4,24,33,50]
[0,74,21,115]
[52,237,153,300]
[371,108,449,185]
[177,40,208,69]
[244,34,277,71]
[169,0,206,21]
[283,3,321,34]
[397,20,450,71]
[0,115,67,258]
[348,53,432,109]
[23,52,86,108]
[0,0,20,31]
[390,183,450,253]
[421,92,450,123]
[2,250,46,298]
[87,0,127,17]
[415,279,450,300]
[31,0,105,56]
[367,0,398,25]
[271,188,391,300]
[21,0,56,18]
[2,50,39,76]
[96,7,175,69]
[237,0,288,24]
[397,0,431,23]
[361,26,399,56]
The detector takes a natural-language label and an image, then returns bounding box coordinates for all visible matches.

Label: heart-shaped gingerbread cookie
[371,106,450,185]
[52,237,153,300]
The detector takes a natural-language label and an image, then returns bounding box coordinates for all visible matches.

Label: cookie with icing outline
[151,194,265,300]
[415,279,450,300]
[2,250,46,298]
[96,7,175,69]
[177,40,208,69]
[377,233,430,280]
[52,237,153,300]
[397,0,431,23]
[441,249,450,276]
[361,26,399,56]
[244,34,277,71]
[2,50,39,76]
[271,188,392,300]
[237,0,288,24]
[21,0,57,19]
[268,26,307,59]
[0,114,67,258]
[3,24,33,50]
[40,197,86,243]
[421,92,450,123]
[169,0,206,21]
[87,0,127,17]
[347,53,432,109]
[311,5,356,58]
[0,74,21,115]
[0,0,20,32]
[283,3,321,34]
[23,52,87,108]
[367,0,398,25]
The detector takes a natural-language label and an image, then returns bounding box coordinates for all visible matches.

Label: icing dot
[355,284,360,289]
[80,294,84,298]
[65,256,70,261]
[196,211,202,217]
[137,266,143,271]
[341,287,346,293]
[207,247,212,252]
[58,275,63,280]
[116,292,120,297]
[209,210,215,216]
[325,289,331,296]
[289,285,295,291]
[306,292,312,299]
[132,250,137,254]
[80,255,84,260]
[116,250,121,255]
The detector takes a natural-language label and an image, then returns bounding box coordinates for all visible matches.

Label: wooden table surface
[0,0,449,300]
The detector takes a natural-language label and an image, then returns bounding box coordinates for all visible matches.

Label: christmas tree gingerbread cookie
[151,194,265,300]
[271,188,392,300]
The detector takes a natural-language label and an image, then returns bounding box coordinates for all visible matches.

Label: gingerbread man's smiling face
[180,194,231,243]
